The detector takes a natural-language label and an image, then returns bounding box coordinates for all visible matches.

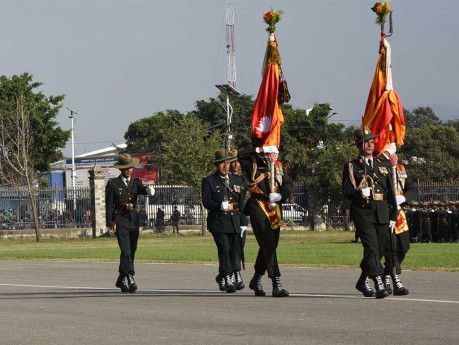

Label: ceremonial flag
[363,33,405,156]
[366,2,407,232]
[251,10,285,148]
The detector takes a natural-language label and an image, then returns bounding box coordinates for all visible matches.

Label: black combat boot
[215,274,226,291]
[224,274,236,293]
[272,276,289,297]
[249,274,266,297]
[115,275,130,293]
[127,274,137,293]
[355,276,375,297]
[392,274,409,296]
[384,275,393,295]
[372,275,389,299]
[234,271,245,290]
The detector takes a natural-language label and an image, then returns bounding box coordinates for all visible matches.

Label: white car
[281,203,308,223]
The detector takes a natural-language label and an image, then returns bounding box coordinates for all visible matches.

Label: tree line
[1,74,458,238]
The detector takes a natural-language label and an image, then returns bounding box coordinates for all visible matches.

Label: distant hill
[410,104,459,121]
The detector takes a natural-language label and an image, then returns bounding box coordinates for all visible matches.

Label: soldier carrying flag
[363,1,417,296]
[238,9,294,298]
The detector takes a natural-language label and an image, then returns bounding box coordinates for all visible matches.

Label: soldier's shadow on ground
[0,289,364,300]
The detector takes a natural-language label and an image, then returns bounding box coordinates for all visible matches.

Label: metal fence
[6,181,453,232]
[416,181,459,203]
[138,185,203,227]
[0,187,91,230]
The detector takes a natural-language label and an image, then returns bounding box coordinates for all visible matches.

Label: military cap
[352,126,379,145]
[228,149,238,163]
[214,148,232,163]
[113,153,139,169]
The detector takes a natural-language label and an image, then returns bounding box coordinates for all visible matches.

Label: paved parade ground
[0,261,457,345]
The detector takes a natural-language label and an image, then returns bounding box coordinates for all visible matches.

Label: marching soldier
[228,149,249,290]
[105,154,154,293]
[202,149,245,293]
[238,143,294,297]
[378,144,418,295]
[342,126,397,299]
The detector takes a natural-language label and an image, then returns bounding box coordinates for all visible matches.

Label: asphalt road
[0,261,457,345]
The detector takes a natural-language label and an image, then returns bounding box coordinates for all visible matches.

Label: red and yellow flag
[363,33,405,156]
[251,33,284,148]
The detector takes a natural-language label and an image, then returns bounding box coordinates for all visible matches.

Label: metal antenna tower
[216,0,240,152]
[225,0,236,88]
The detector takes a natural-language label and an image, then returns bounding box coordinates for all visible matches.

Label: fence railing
[2,181,456,232]
[0,187,91,230]
[416,181,459,203]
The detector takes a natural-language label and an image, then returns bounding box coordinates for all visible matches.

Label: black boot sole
[272,290,289,297]
[226,286,236,293]
[375,290,389,299]
[235,283,245,290]
[393,288,409,296]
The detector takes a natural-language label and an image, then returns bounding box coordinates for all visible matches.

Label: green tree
[124,110,184,154]
[398,124,459,181]
[150,115,221,234]
[311,141,356,229]
[191,93,254,148]
[0,73,70,173]
[404,106,441,129]
[0,73,70,241]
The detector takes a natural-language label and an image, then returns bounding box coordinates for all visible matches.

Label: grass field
[0,231,457,272]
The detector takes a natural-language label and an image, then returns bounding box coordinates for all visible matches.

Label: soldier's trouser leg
[231,233,242,272]
[250,212,280,278]
[396,231,410,268]
[356,221,387,278]
[384,230,400,275]
[211,232,233,275]
[116,225,139,277]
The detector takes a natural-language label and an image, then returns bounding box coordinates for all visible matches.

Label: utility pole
[66,107,78,192]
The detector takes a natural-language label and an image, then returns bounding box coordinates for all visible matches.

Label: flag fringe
[266,41,281,65]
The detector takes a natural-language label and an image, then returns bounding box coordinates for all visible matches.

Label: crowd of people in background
[405,201,459,243]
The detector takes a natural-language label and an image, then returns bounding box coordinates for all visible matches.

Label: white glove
[221,201,229,210]
[269,193,282,203]
[389,220,396,232]
[396,195,406,205]
[386,142,397,155]
[263,145,279,154]
[146,186,155,196]
[240,226,247,237]
[361,187,371,198]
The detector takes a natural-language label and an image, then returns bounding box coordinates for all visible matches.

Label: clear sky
[1,0,458,157]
